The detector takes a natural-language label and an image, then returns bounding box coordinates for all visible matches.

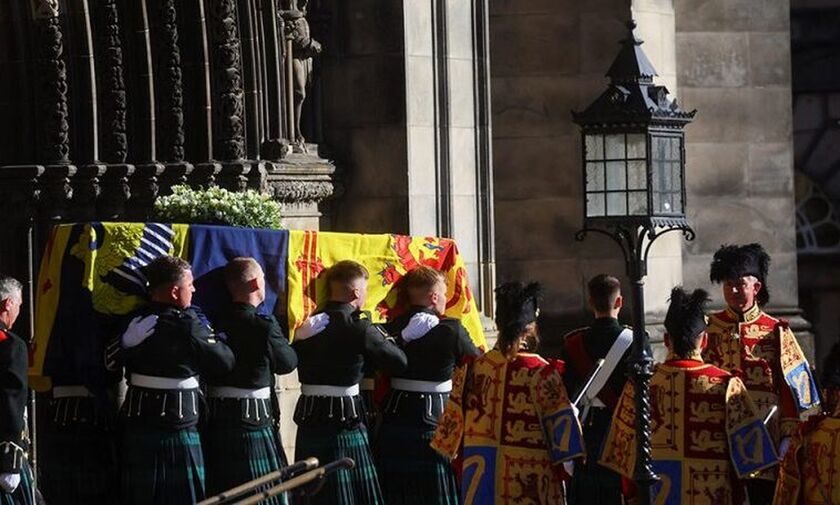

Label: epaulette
[355,310,372,321]
[0,329,7,343]
[373,325,391,339]
[561,326,589,343]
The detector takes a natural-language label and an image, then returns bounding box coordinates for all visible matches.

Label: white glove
[401,312,440,342]
[121,315,159,348]
[779,437,791,458]
[0,473,20,494]
[295,313,330,341]
[562,460,575,477]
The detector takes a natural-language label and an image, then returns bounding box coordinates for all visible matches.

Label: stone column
[674,0,814,360]
[94,0,133,219]
[30,0,75,224]
[319,0,494,319]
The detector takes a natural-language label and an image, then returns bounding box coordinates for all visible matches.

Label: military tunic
[600,359,778,505]
[0,322,33,505]
[703,305,820,484]
[292,301,407,505]
[375,306,480,505]
[561,318,630,505]
[117,302,235,505]
[204,302,298,504]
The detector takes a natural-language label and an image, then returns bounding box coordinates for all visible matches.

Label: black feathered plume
[665,287,710,356]
[494,281,542,341]
[709,243,771,306]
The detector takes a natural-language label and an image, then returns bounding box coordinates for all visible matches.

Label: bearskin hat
[665,287,710,341]
[494,282,542,340]
[709,243,771,306]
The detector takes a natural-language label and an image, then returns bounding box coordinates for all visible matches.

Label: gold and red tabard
[599,359,777,505]
[703,305,820,460]
[773,411,840,505]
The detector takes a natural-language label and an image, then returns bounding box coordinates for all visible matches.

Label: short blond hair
[224,257,262,294]
[402,266,445,303]
[326,260,369,297]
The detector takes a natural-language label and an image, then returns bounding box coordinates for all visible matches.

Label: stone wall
[673,1,815,361]
[490,0,684,353]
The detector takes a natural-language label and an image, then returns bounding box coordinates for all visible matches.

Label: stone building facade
[0,0,833,461]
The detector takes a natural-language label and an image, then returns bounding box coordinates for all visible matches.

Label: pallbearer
[292,260,408,505]
[376,266,480,504]
[601,287,778,504]
[0,276,33,505]
[203,258,298,504]
[432,282,584,504]
[114,256,235,504]
[704,244,820,503]
[774,340,840,504]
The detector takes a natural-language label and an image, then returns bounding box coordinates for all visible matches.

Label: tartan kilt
[294,423,383,505]
[120,423,206,505]
[203,423,288,505]
[38,402,118,505]
[0,460,34,505]
[374,420,459,505]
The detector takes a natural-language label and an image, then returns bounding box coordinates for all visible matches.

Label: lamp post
[572,20,696,504]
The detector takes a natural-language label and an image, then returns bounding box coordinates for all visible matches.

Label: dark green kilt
[0,461,34,505]
[203,423,287,505]
[39,398,118,504]
[121,424,206,505]
[294,423,383,505]
[375,420,459,505]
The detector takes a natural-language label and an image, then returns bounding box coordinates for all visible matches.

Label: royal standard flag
[32,222,189,390]
[286,231,486,349]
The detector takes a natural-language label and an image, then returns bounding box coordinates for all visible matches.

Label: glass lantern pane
[670,137,681,160]
[672,191,683,214]
[652,136,668,162]
[606,161,626,190]
[627,134,646,159]
[605,134,625,160]
[607,192,627,216]
[671,161,682,193]
[628,191,648,215]
[586,162,605,191]
[627,160,647,190]
[585,134,604,161]
[659,193,674,213]
[587,192,605,217]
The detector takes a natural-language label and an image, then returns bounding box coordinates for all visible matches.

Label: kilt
[294,423,383,505]
[0,461,34,505]
[374,391,459,505]
[121,423,206,505]
[203,423,287,505]
[39,398,117,504]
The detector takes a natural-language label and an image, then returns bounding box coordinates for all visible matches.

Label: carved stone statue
[282,0,321,153]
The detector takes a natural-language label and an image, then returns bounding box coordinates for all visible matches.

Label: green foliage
[152,185,284,229]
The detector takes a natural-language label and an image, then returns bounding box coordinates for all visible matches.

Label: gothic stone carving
[210,0,246,161]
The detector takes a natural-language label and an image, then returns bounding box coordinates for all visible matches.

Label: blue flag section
[650,460,682,505]
[728,419,778,477]
[461,446,497,505]
[785,361,821,413]
[543,407,585,462]
[188,225,289,321]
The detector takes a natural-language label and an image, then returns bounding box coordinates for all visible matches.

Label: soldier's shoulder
[561,326,589,342]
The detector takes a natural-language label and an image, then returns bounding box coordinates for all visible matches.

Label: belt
[208,386,271,399]
[390,378,452,393]
[360,378,375,391]
[131,373,200,390]
[53,386,94,399]
[300,384,359,397]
